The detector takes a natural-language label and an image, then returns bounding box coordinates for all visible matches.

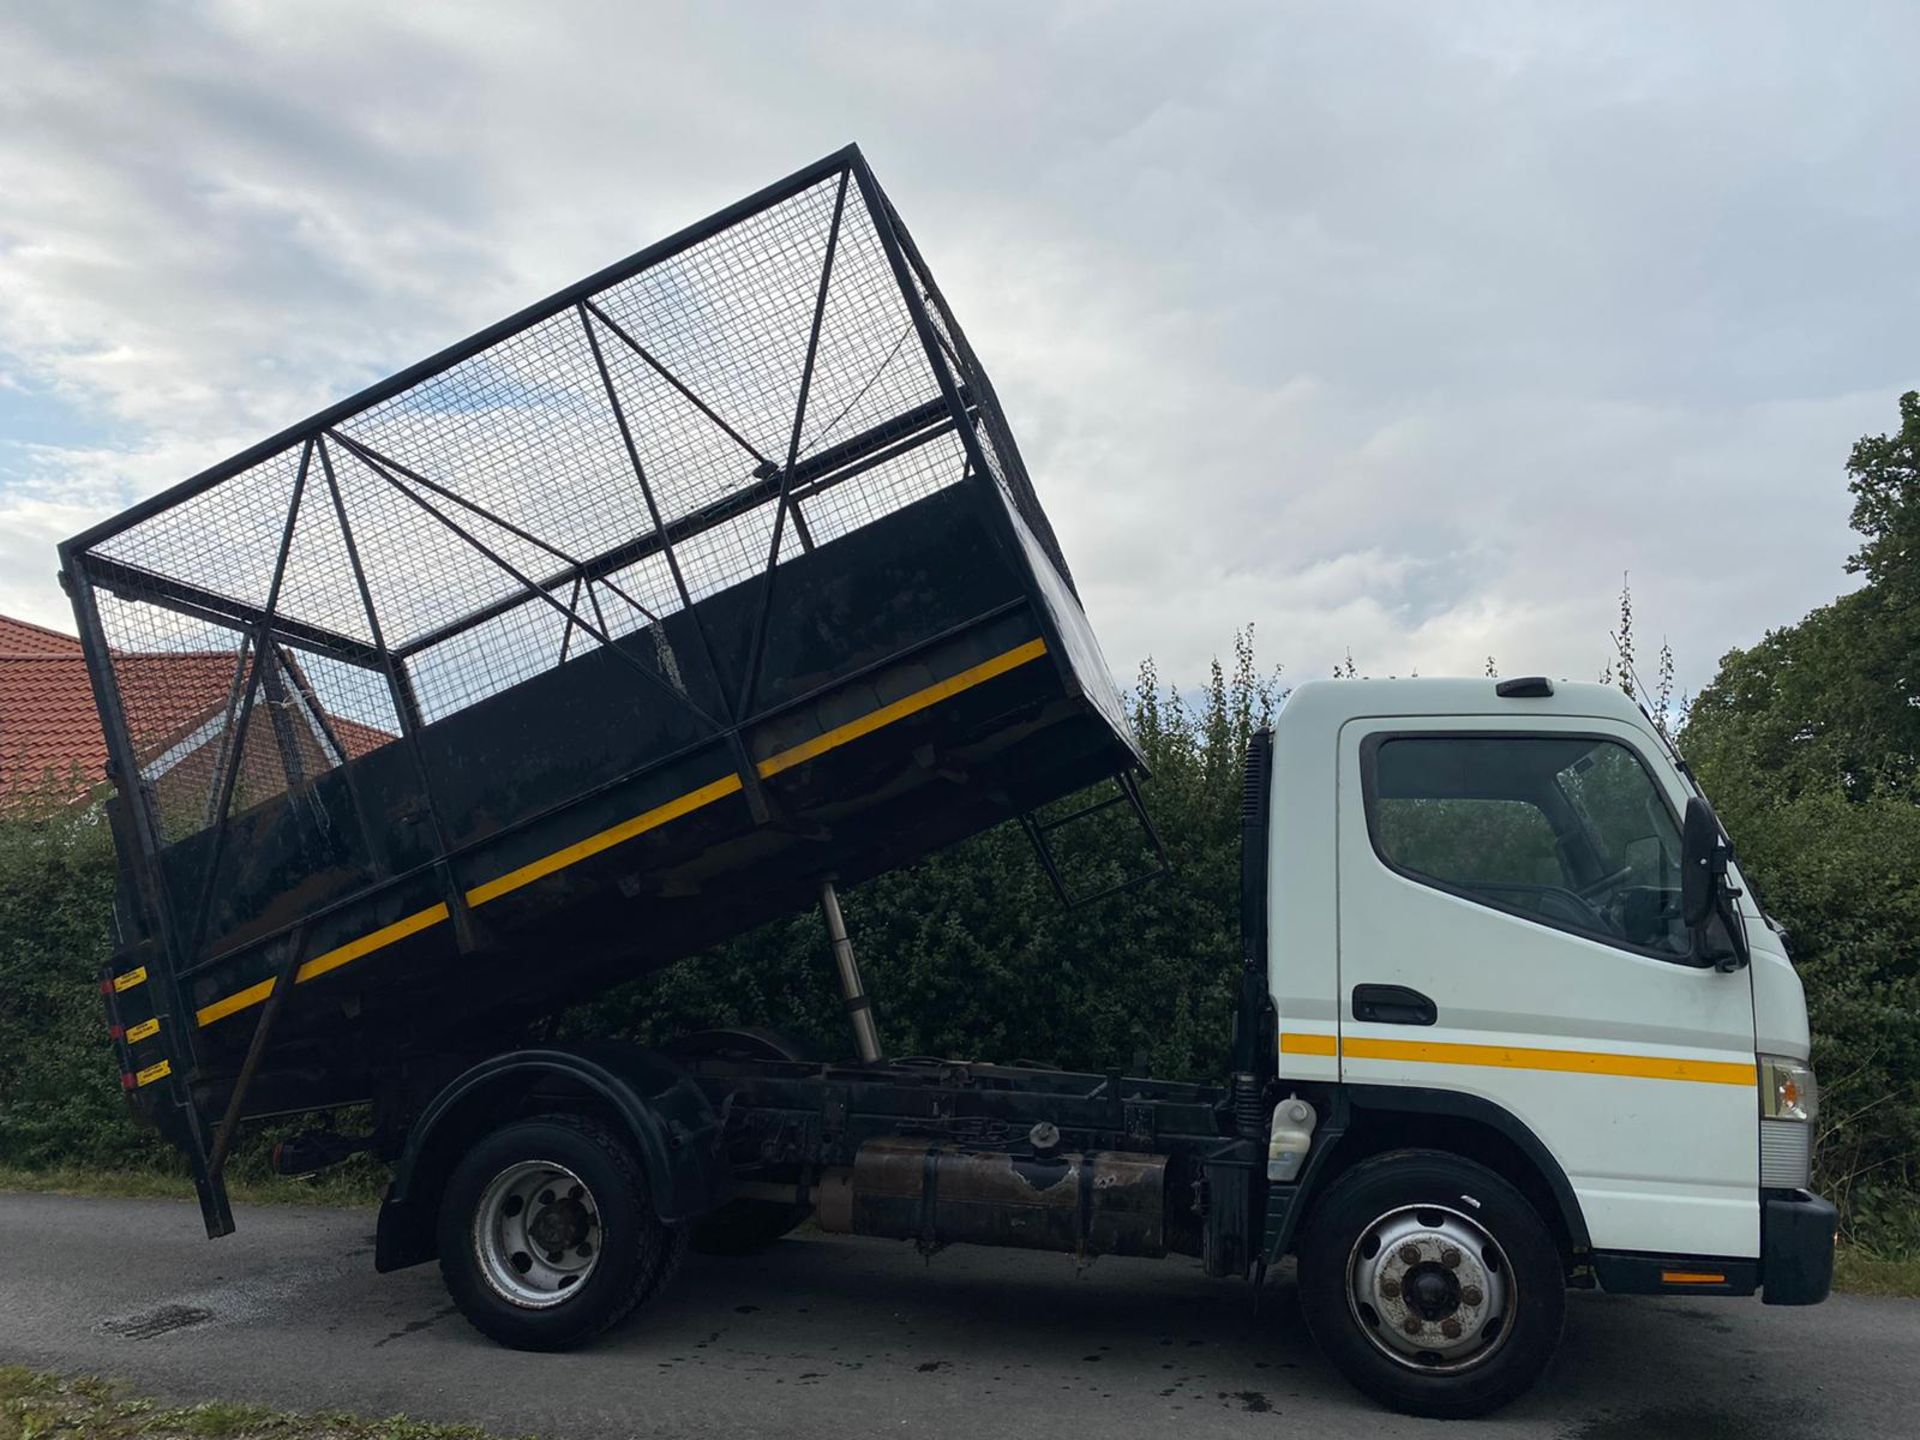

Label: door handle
[1352,984,1437,1026]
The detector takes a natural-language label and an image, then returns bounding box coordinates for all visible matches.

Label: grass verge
[0,1368,520,1440]
[1833,1244,1920,1299]
[0,1164,382,1208]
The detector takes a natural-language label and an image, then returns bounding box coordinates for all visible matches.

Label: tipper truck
[60,146,1834,1418]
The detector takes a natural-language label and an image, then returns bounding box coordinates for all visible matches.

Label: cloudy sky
[2,1,1913,697]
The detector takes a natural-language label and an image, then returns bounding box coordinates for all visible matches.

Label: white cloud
[0,0,1912,696]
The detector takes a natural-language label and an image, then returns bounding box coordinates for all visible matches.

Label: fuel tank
[815,1135,1168,1257]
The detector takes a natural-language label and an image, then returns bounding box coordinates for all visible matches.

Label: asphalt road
[0,1192,1909,1439]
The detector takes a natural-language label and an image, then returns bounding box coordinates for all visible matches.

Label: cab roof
[1278,676,1658,732]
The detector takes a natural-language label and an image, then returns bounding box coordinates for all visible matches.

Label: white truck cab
[1249,675,1833,1413]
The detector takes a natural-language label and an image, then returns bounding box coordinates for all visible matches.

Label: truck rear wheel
[1296,1149,1565,1418]
[438,1113,685,1350]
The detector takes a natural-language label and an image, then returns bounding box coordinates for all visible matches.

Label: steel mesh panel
[797,427,968,548]
[323,437,563,647]
[406,597,583,725]
[91,591,251,841]
[596,552,684,627]
[93,448,303,614]
[64,151,1092,937]
[207,693,293,820]
[278,648,399,755]
[271,461,378,646]
[883,203,1076,591]
[74,159,1023,690]
[586,301,775,536]
[340,308,656,580]
[673,501,807,605]
[795,188,943,459]
[210,648,344,820]
[591,176,840,463]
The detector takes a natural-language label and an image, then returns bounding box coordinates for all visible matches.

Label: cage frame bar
[58,146,865,558]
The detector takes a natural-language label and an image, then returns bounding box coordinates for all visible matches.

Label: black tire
[1296,1149,1565,1419]
[437,1113,682,1351]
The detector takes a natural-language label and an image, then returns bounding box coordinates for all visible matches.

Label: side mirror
[1681,796,1725,928]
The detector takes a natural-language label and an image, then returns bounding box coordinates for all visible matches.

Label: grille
[1760,1118,1812,1189]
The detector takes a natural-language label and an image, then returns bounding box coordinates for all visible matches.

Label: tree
[1683,392,1920,1229]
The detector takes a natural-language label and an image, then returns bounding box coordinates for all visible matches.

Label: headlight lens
[1759,1055,1818,1122]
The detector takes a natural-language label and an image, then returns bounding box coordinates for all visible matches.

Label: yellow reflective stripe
[195,903,453,1027]
[198,978,275,1028]
[1337,1035,1755,1087]
[125,1017,160,1044]
[195,640,1050,1028]
[1280,1032,1338,1057]
[113,966,147,992]
[297,902,452,984]
[135,1059,172,1086]
[757,638,1050,778]
[466,775,744,906]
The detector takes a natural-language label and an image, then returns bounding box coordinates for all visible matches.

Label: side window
[1366,734,1690,958]
[1374,798,1562,888]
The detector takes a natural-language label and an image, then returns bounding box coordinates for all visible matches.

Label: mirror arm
[1710,876,1750,974]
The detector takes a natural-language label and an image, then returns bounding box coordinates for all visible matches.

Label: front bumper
[1761,1188,1836,1305]
[1589,1188,1836,1303]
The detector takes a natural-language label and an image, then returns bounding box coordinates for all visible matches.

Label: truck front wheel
[438,1113,686,1350]
[1296,1149,1565,1418]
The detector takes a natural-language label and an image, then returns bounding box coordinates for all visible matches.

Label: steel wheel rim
[472,1159,603,1309]
[1345,1202,1515,1374]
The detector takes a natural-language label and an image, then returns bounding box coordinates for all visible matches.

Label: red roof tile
[0,653,107,800]
[0,614,85,658]
[0,612,392,807]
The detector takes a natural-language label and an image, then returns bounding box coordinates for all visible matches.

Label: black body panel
[1761,1188,1837,1305]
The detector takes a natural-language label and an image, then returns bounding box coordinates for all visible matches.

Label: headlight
[1759,1055,1818,1122]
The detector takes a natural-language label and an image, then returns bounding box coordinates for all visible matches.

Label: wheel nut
[1441,1246,1461,1269]
[1402,1316,1423,1335]
[1461,1284,1483,1307]
[1440,1318,1463,1340]
[1398,1243,1422,1265]
[1379,1277,1401,1299]
[546,1249,564,1264]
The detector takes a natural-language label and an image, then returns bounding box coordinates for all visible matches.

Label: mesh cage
[60,147,1082,969]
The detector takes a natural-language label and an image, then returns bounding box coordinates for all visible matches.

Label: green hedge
[0,811,169,1170]
[0,639,1276,1178]
[2,624,1912,1250]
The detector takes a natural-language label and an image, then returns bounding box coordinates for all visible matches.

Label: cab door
[1335,714,1760,1259]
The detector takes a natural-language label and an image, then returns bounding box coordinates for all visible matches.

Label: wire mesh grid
[589,176,841,465]
[882,202,1075,590]
[68,153,1068,861]
[796,426,969,548]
